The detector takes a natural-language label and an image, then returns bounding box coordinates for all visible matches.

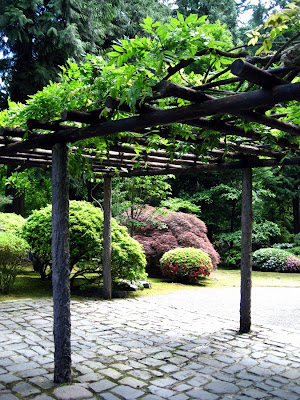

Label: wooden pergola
[0,58,299,383]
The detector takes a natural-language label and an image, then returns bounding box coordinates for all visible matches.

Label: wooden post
[103,176,112,300]
[52,143,71,383]
[240,167,253,333]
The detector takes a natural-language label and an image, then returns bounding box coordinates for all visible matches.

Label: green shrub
[160,198,201,215]
[0,232,30,293]
[0,212,25,234]
[160,247,212,283]
[272,243,293,249]
[21,201,147,282]
[293,233,300,246]
[286,246,300,256]
[252,248,300,273]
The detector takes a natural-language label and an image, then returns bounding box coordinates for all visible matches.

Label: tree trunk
[51,143,71,383]
[240,168,253,333]
[293,196,300,234]
[103,176,112,300]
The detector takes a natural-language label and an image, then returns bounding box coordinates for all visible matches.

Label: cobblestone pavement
[0,290,300,400]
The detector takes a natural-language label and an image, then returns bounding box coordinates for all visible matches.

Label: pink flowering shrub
[127,205,219,276]
[253,248,300,272]
[160,247,213,283]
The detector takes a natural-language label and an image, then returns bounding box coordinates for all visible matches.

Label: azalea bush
[0,232,30,293]
[160,247,213,283]
[252,248,300,273]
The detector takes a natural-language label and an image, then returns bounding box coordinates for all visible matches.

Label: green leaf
[112,45,124,53]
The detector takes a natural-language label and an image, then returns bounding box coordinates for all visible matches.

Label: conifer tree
[0,0,118,103]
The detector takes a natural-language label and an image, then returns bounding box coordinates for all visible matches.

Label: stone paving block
[101,392,121,400]
[128,369,152,380]
[151,377,178,388]
[12,381,40,397]
[0,373,22,383]
[214,355,235,364]
[53,384,94,399]
[159,364,180,374]
[236,371,264,382]
[212,372,235,383]
[185,362,206,371]
[271,376,289,384]
[264,356,289,366]
[89,379,117,393]
[186,388,218,399]
[241,388,269,398]
[142,394,164,400]
[187,375,210,387]
[205,380,239,395]
[99,368,123,380]
[169,394,189,400]
[0,351,17,358]
[119,376,147,388]
[172,369,195,381]
[153,351,173,360]
[0,394,19,400]
[281,369,300,379]
[167,356,189,365]
[148,385,176,398]
[198,357,225,368]
[19,367,48,378]
[29,376,56,389]
[32,395,55,400]
[271,388,300,400]
[141,357,166,367]
[111,384,144,399]
[288,385,300,394]
[248,366,274,378]
[173,383,192,392]
[7,360,40,373]
[76,372,103,383]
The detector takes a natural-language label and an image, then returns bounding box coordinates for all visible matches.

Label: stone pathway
[0,292,299,400]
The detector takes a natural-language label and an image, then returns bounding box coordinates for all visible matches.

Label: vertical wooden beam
[103,176,112,300]
[52,143,71,383]
[240,168,253,333]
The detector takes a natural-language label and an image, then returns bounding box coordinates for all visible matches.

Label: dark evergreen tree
[0,0,119,103]
[103,0,171,48]
[174,0,238,41]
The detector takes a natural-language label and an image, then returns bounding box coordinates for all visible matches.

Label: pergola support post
[103,176,112,300]
[52,143,71,383]
[240,167,253,333]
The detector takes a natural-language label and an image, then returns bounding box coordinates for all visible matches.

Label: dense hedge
[252,248,300,273]
[0,231,29,293]
[21,201,147,281]
[160,247,213,283]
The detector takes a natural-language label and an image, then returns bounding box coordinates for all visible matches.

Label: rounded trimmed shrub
[0,231,30,293]
[160,247,213,283]
[0,212,25,234]
[252,248,300,273]
[21,201,147,281]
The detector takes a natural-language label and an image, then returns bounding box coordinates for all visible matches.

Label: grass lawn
[0,266,299,301]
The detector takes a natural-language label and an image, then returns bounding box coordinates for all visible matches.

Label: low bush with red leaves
[125,205,220,276]
[160,247,213,282]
